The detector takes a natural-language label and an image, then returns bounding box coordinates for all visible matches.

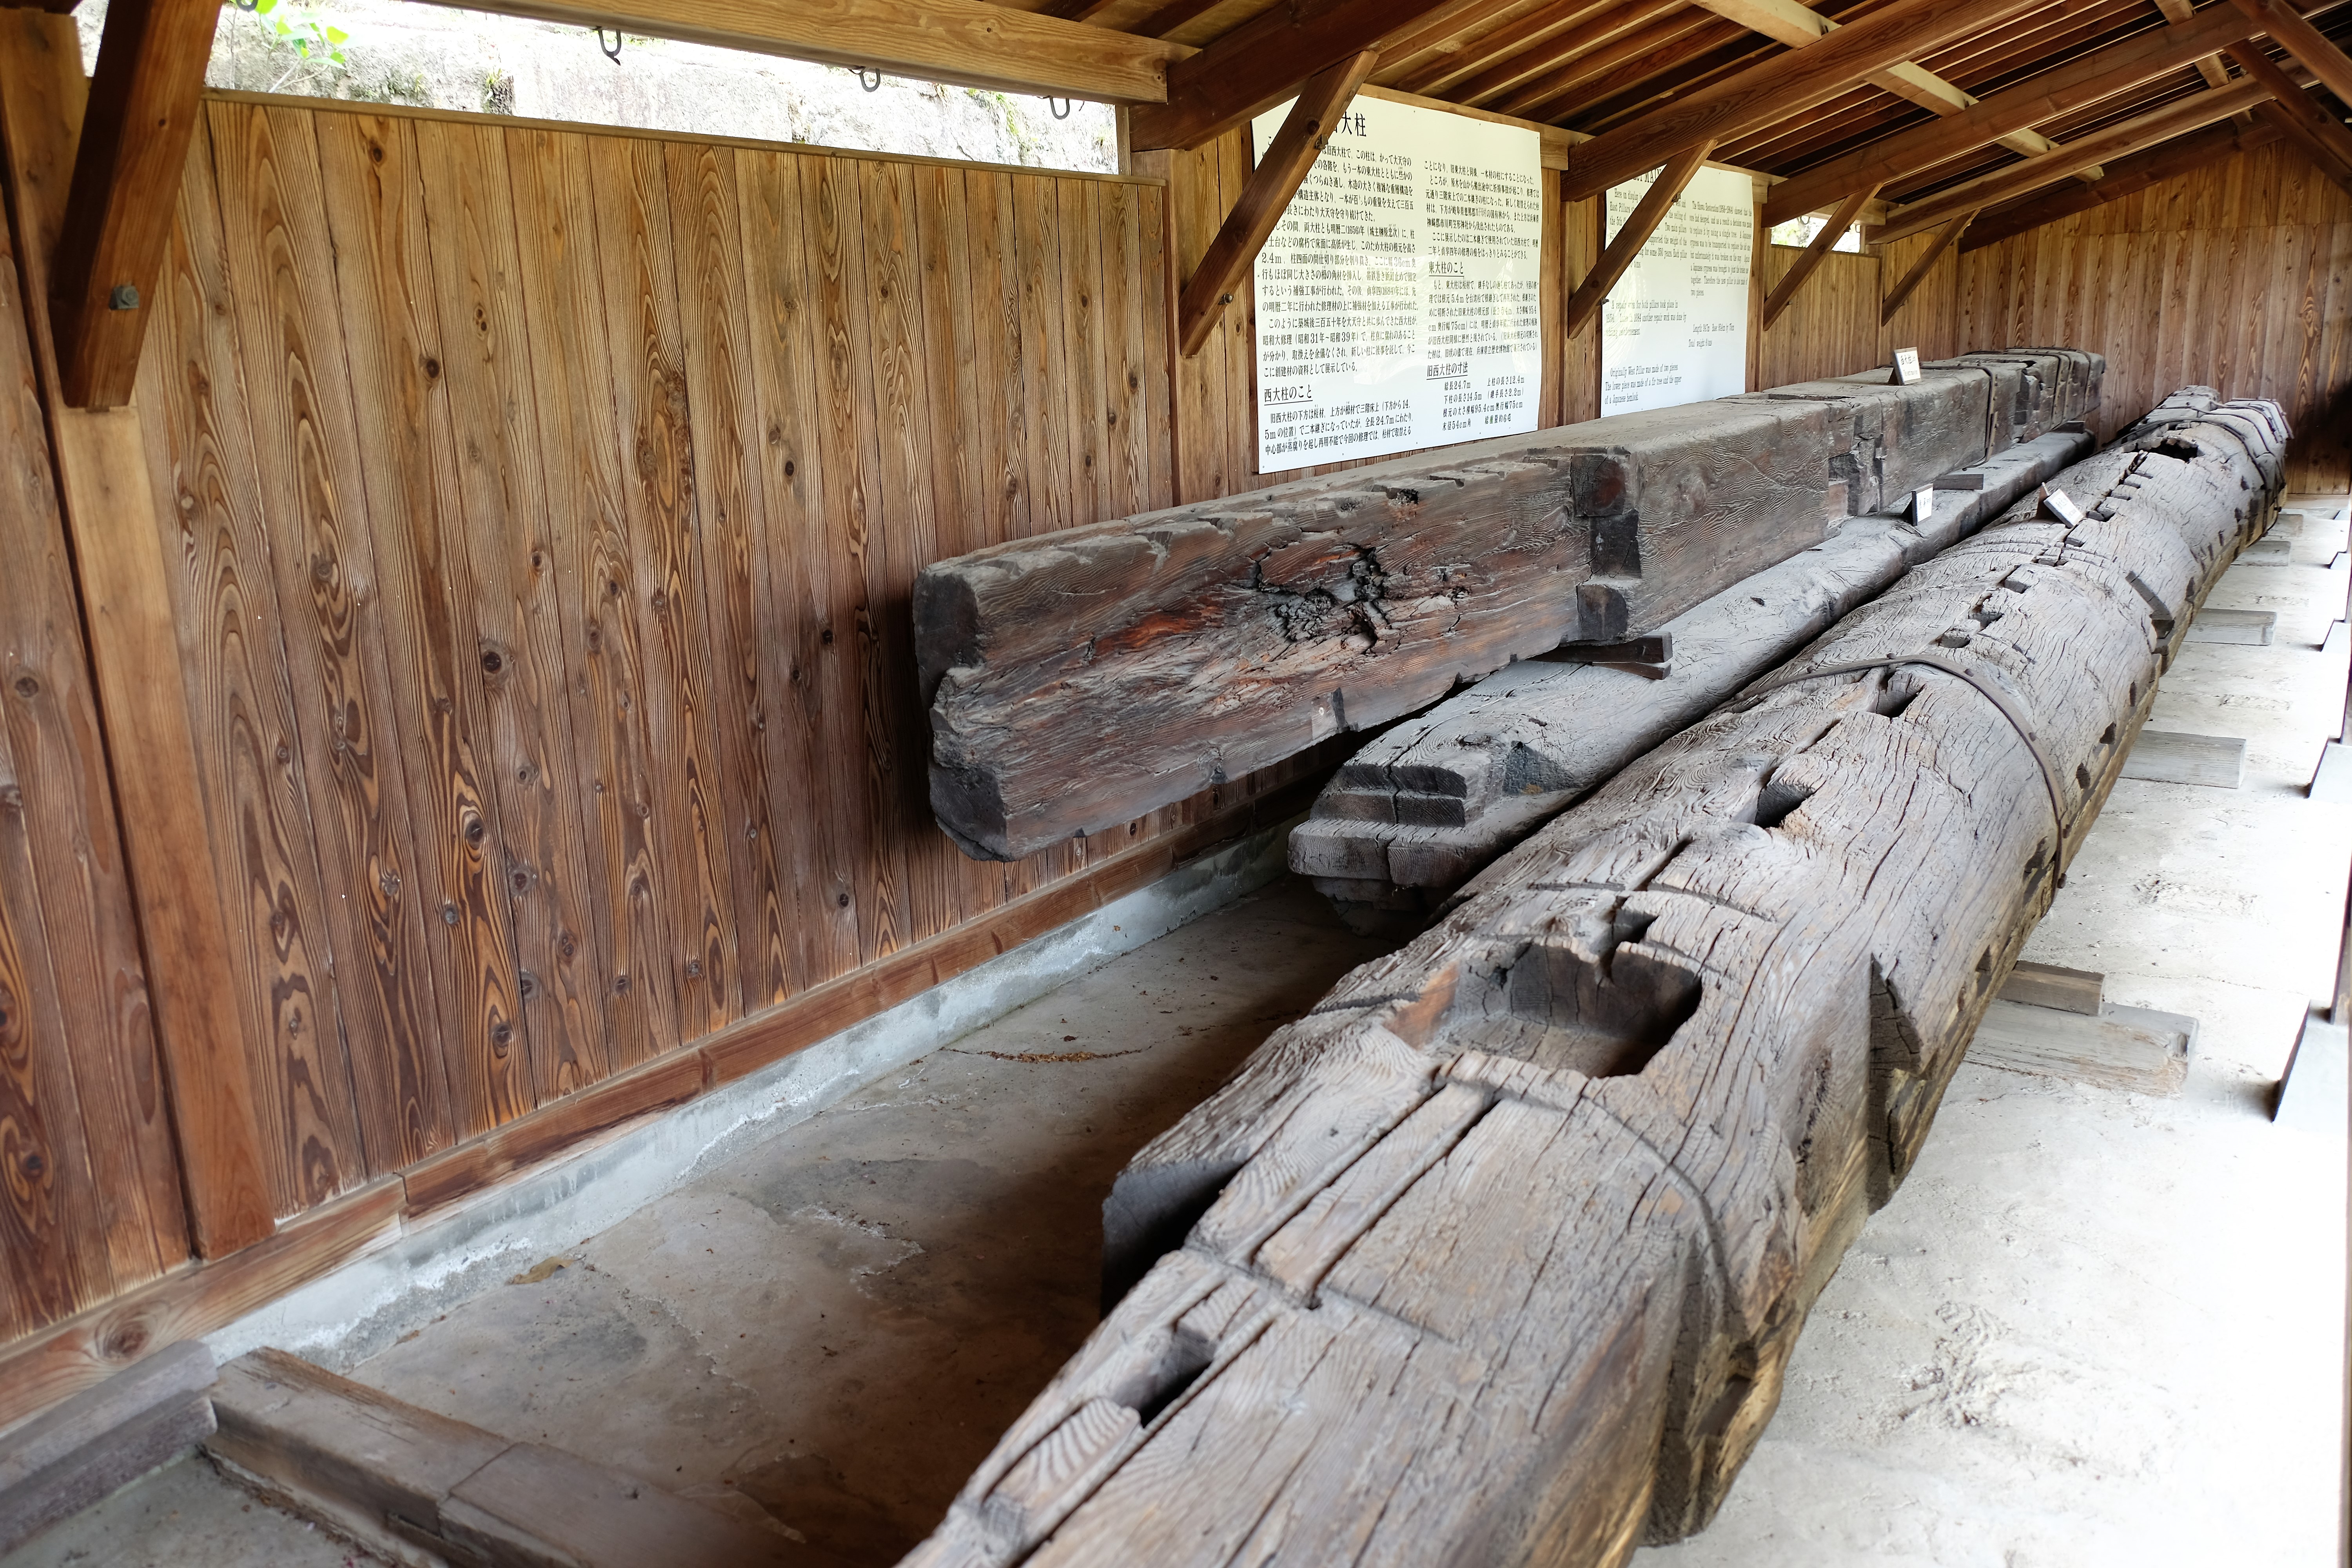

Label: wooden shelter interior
[0,0,2345,1554]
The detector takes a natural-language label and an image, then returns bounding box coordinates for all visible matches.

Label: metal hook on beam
[859,68,882,92]
[594,27,622,63]
[1049,97,1073,119]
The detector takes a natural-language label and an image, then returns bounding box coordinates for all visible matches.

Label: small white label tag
[1890,347,1922,385]
[1912,487,1935,523]
[2040,487,2085,525]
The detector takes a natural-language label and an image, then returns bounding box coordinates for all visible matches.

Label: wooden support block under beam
[1880,207,1973,324]
[2187,607,2279,643]
[2120,730,2248,788]
[1176,49,1379,358]
[1970,998,2197,1096]
[50,0,221,409]
[1565,141,1713,337]
[1561,0,2047,201]
[1998,959,2103,1015]
[1761,183,1874,331]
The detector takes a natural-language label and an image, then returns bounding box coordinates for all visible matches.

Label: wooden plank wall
[123,91,1261,1231]
[0,149,190,1346]
[1960,140,2352,493]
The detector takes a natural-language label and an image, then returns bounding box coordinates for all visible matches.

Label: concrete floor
[8,507,2345,1568]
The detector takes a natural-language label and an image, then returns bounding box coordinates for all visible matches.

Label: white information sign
[1251,95,1543,472]
[1599,163,1755,416]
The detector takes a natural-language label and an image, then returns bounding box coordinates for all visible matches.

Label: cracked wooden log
[918,353,2102,860]
[1292,429,2098,931]
[902,394,2282,1568]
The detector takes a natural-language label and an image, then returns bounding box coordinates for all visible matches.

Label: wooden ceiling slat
[1392,0,1629,96]
[1373,0,1561,85]
[1548,19,1795,127]
[1439,0,1692,109]
[1129,0,1462,148]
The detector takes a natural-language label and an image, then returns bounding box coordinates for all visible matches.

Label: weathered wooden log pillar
[916,352,2102,862]
[902,391,2281,1568]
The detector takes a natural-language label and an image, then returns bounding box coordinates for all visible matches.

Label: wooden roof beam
[50,0,220,409]
[1390,0,1635,98]
[1960,116,2279,245]
[1176,49,1380,356]
[1762,4,2254,225]
[2251,97,2352,188]
[1560,0,2051,203]
[2228,39,2352,168]
[2234,0,2352,105]
[450,0,1188,103]
[1869,76,2269,243]
[1507,12,1754,120]
[1760,182,1876,329]
[1565,140,1715,336]
[1129,0,1462,151]
[1692,0,2063,159]
[2153,0,2233,86]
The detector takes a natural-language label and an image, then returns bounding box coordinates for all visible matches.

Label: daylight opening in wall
[1768,213,1861,251]
[71,0,1120,173]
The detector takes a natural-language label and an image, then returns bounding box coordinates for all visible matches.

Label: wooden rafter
[1880,208,1975,323]
[1691,0,2061,160]
[2154,0,2234,87]
[1761,183,1876,330]
[1564,141,1715,337]
[1870,78,2269,244]
[1761,6,2256,227]
[2233,0,2352,106]
[1175,48,1381,357]
[1962,117,2281,247]
[1560,0,2045,202]
[1509,12,1753,121]
[49,0,220,408]
[1130,0,1461,151]
[1388,0,1629,97]
[451,0,1187,102]
[2229,40,2352,173]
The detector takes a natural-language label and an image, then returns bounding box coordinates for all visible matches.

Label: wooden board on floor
[1998,959,2104,1015]
[1969,998,2198,1096]
[2186,608,2278,644]
[2121,730,2247,788]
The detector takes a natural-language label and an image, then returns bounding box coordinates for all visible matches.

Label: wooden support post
[1760,7,2255,227]
[1560,0,2043,201]
[48,0,220,409]
[1880,208,1974,325]
[1564,142,1713,339]
[1175,49,1379,358]
[1760,184,1874,332]
[2233,0,2352,109]
[1130,0,1457,151]
[0,11,274,1255]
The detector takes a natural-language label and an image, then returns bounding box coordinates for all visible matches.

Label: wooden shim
[922,358,2101,862]
[2120,730,2248,788]
[1996,958,2102,1014]
[207,1348,815,1568]
[907,396,2287,1568]
[1968,998,2196,1096]
[1290,430,2092,922]
[2187,608,2277,644]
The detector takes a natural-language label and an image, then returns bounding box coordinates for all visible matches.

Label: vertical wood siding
[129,96,1203,1224]
[1961,141,2352,494]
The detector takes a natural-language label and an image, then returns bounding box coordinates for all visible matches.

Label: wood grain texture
[1960,137,2352,491]
[909,398,2285,1568]
[0,15,274,1259]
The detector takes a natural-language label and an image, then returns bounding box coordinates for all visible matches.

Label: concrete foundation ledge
[205,818,1300,1375]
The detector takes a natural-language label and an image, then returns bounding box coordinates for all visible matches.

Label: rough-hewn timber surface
[902,391,2279,1568]
[1291,430,2098,929]
[919,352,2103,860]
